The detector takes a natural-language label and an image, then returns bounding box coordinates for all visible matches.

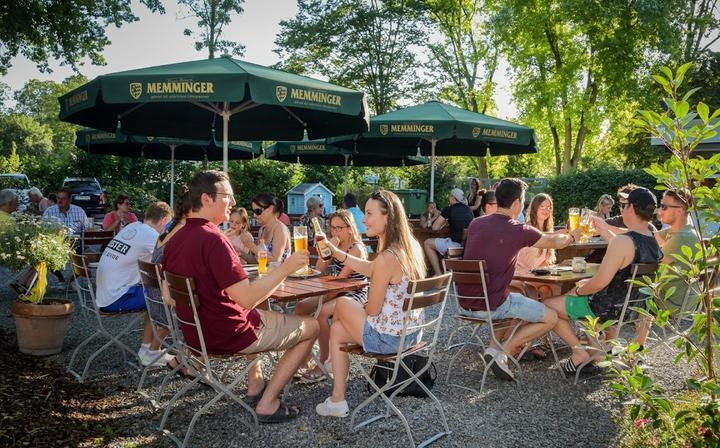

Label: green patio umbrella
[264,139,428,194]
[75,128,261,206]
[59,57,369,172]
[329,100,538,201]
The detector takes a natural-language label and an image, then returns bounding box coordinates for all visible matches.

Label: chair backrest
[70,252,91,279]
[616,263,659,331]
[163,270,209,362]
[138,259,175,336]
[80,230,114,251]
[70,252,100,315]
[442,259,492,317]
[395,272,452,358]
[445,247,464,261]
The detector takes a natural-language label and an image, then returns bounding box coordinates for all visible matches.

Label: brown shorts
[240,309,306,354]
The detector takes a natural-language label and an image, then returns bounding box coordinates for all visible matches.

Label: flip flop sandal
[166,356,194,380]
[257,404,301,424]
[520,347,547,361]
[559,358,601,377]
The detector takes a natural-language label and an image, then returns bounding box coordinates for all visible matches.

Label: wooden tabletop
[567,238,608,250]
[268,275,368,302]
[513,263,599,284]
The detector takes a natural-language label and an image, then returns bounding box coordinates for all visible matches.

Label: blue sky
[2,0,517,118]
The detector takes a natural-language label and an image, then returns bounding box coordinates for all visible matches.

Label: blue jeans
[362,321,420,354]
[460,292,546,322]
[100,284,146,312]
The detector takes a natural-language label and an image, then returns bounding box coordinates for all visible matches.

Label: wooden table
[269,275,368,302]
[556,238,608,262]
[411,223,450,268]
[513,263,599,293]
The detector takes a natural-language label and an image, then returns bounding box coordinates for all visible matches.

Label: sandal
[299,368,327,383]
[520,347,548,361]
[166,355,194,380]
[559,358,600,377]
[246,382,266,406]
[257,403,301,424]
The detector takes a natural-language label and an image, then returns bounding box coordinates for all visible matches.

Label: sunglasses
[252,204,270,216]
[660,203,684,210]
[619,202,630,210]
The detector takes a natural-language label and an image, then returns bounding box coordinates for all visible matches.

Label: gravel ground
[0,267,695,448]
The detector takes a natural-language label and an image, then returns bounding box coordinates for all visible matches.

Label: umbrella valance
[264,140,428,167]
[75,128,261,161]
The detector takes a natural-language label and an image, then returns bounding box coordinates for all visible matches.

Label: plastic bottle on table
[257,239,268,274]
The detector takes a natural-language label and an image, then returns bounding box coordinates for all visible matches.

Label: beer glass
[293,226,309,274]
[579,208,594,243]
[568,208,580,231]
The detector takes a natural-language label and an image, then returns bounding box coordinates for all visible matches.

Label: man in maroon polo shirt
[163,170,319,423]
[459,178,581,381]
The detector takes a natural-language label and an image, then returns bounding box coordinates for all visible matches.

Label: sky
[1,0,518,119]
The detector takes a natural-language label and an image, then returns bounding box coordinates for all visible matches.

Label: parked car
[61,177,106,217]
[0,173,31,212]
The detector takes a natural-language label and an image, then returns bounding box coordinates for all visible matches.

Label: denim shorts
[434,237,462,256]
[362,321,420,354]
[460,292,546,323]
[100,284,146,313]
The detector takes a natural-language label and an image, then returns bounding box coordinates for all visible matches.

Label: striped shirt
[42,204,88,234]
[329,242,368,304]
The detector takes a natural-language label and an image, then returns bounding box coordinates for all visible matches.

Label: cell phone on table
[530,268,550,276]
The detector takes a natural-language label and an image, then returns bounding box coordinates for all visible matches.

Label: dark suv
[62,177,106,217]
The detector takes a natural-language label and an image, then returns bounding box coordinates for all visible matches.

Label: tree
[0,0,164,75]
[425,0,500,183]
[678,0,720,62]
[179,0,246,59]
[274,0,429,115]
[0,114,53,158]
[489,0,682,174]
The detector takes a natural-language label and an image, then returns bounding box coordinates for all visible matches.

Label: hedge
[546,166,658,224]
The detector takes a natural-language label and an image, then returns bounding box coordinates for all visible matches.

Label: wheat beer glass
[579,208,594,243]
[568,208,580,231]
[293,226,309,274]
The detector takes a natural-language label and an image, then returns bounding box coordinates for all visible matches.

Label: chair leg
[545,334,565,379]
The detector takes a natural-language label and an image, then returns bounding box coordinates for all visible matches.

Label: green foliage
[274,0,429,114]
[0,0,165,75]
[0,214,73,276]
[0,143,22,173]
[606,64,720,447]
[179,0,246,59]
[546,166,656,224]
[0,114,53,158]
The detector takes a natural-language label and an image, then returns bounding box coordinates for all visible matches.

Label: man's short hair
[306,196,323,211]
[28,187,42,197]
[495,178,528,209]
[57,187,72,199]
[343,193,358,208]
[664,188,692,210]
[0,189,18,206]
[144,202,173,223]
[188,170,229,212]
[617,183,640,197]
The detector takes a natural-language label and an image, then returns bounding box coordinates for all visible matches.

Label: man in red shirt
[163,170,318,423]
[460,178,580,381]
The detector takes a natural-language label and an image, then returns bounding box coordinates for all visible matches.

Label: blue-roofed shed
[286,183,335,215]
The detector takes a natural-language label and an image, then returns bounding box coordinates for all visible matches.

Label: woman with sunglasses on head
[241,192,291,263]
[102,194,138,234]
[294,209,368,382]
[315,190,426,418]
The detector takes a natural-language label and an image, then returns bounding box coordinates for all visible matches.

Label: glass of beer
[568,208,580,231]
[293,226,309,274]
[579,208,594,243]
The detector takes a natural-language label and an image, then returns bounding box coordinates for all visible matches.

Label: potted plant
[1,214,75,355]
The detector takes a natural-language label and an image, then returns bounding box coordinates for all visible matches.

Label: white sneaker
[484,351,515,381]
[139,349,174,367]
[316,397,349,418]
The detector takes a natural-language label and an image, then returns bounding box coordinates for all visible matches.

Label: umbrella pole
[343,154,349,196]
[429,139,437,202]
[223,101,229,173]
[170,145,176,209]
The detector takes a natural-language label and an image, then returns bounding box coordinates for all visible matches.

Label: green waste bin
[391,189,428,217]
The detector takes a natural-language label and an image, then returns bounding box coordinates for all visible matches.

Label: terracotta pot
[11,298,76,356]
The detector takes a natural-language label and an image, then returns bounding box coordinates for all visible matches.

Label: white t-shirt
[95,222,159,307]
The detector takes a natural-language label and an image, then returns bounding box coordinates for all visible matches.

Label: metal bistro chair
[136,260,184,407]
[340,272,452,448]
[66,253,144,383]
[71,252,101,315]
[77,229,114,255]
[558,263,658,385]
[159,270,269,448]
[443,259,534,393]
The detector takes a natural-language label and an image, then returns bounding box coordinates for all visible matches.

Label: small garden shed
[286,183,335,215]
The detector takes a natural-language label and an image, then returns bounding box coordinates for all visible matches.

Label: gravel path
[0,267,694,448]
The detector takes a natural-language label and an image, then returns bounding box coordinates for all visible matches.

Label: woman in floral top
[315,190,426,418]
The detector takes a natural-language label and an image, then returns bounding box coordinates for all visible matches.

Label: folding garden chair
[443,259,536,393]
[66,253,144,383]
[136,260,182,407]
[340,272,452,448]
[559,263,658,385]
[159,270,270,448]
